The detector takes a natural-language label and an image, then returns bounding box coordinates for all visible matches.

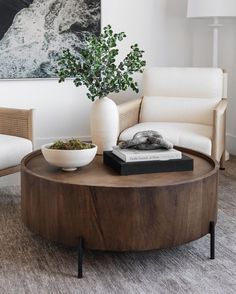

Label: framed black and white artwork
[0,0,101,79]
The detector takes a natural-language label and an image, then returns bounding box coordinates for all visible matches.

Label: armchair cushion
[140,96,221,125]
[119,122,212,156]
[143,67,224,98]
[0,134,32,170]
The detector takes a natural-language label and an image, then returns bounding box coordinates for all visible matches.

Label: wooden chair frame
[0,107,33,177]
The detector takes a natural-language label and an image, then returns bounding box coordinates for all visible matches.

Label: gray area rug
[0,166,236,294]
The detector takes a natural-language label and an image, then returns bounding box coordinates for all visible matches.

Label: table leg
[209,221,215,259]
[78,237,84,278]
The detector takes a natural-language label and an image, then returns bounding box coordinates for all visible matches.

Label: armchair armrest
[117,98,142,134]
[0,107,33,141]
[212,99,227,161]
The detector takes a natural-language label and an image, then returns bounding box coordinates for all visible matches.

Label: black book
[103,151,194,176]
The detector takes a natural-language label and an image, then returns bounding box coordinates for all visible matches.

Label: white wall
[0,0,191,149]
[105,0,192,103]
[0,80,92,146]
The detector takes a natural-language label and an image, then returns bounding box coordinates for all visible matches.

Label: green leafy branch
[57,25,146,101]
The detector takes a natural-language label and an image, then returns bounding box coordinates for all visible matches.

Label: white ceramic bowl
[41,143,97,171]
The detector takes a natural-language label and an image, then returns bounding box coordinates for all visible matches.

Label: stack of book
[112,146,182,162]
[103,146,193,176]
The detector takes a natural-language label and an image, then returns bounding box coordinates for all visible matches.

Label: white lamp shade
[187,0,236,18]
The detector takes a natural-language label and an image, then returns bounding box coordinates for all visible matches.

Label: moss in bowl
[49,139,94,150]
[41,139,97,171]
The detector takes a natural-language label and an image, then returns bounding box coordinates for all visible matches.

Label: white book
[112,146,182,162]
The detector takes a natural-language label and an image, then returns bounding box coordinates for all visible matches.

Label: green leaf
[56,25,146,100]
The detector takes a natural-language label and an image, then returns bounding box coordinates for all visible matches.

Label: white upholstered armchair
[0,107,33,177]
[117,67,227,169]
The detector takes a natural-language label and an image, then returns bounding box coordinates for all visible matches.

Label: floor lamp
[187,0,236,67]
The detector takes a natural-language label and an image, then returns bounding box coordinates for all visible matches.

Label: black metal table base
[78,237,83,279]
[210,221,215,259]
[77,222,216,278]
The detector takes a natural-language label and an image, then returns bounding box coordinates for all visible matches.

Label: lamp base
[208,17,222,67]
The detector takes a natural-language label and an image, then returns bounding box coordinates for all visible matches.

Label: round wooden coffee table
[21,147,218,252]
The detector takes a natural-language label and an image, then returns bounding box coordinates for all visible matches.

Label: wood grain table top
[21,147,218,188]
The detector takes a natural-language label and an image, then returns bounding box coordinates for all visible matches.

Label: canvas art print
[0,0,101,79]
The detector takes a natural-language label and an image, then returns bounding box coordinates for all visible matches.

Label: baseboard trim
[226,133,236,156]
[35,136,92,149]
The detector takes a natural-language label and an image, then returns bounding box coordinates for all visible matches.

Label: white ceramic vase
[90,97,119,154]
